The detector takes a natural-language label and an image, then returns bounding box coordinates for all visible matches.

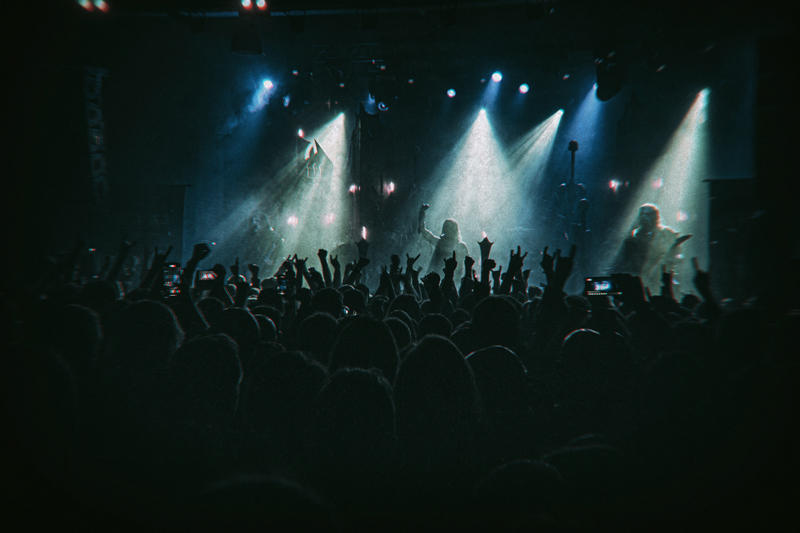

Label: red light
[96,1,109,12]
[242,0,252,9]
[79,0,94,11]
[257,0,267,10]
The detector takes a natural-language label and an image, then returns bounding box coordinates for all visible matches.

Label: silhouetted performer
[418,204,469,279]
[612,203,691,291]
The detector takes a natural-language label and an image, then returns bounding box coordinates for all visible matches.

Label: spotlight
[94,0,109,12]
[361,226,368,240]
[78,0,94,10]
[519,83,529,94]
[348,184,359,194]
[256,0,267,10]
[339,83,345,88]
[263,79,273,89]
[298,129,304,137]
[287,215,299,227]
[241,0,252,9]
[292,70,299,76]
[479,108,486,115]
[562,74,570,80]
[408,79,414,84]
[447,89,456,98]
[491,72,502,82]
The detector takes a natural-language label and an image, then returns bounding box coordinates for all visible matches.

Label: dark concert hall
[2,0,798,530]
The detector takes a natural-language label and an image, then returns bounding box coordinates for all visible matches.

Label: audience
[1,234,797,531]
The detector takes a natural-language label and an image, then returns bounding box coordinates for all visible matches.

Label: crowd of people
[1,224,798,531]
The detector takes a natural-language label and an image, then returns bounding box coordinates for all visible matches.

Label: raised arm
[418,203,439,245]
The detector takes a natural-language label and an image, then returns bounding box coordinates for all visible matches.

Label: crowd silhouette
[2,229,798,532]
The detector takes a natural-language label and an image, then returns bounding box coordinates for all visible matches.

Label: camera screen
[164,264,182,296]
[593,280,612,292]
[585,277,621,296]
[199,271,217,281]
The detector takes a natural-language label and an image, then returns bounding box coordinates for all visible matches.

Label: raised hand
[483,258,497,272]
[615,273,648,310]
[308,268,324,290]
[248,263,259,278]
[692,257,712,295]
[329,255,340,270]
[191,243,211,263]
[211,262,226,281]
[356,257,370,270]
[106,234,138,282]
[406,253,420,273]
[318,248,328,261]
[464,255,475,272]
[508,246,528,274]
[380,265,392,287]
[541,246,555,284]
[230,257,240,277]
[552,245,577,290]
[420,203,430,212]
[661,264,674,299]
[443,250,458,276]
[491,266,502,292]
[154,245,173,265]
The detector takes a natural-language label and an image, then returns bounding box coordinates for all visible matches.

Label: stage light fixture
[242,0,252,9]
[78,0,94,10]
[95,0,109,12]
[263,79,274,89]
[491,72,503,82]
[298,129,304,137]
[256,0,267,10]
[519,83,530,94]
[447,89,456,98]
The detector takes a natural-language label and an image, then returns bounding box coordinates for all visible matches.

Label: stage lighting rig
[238,0,270,16]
